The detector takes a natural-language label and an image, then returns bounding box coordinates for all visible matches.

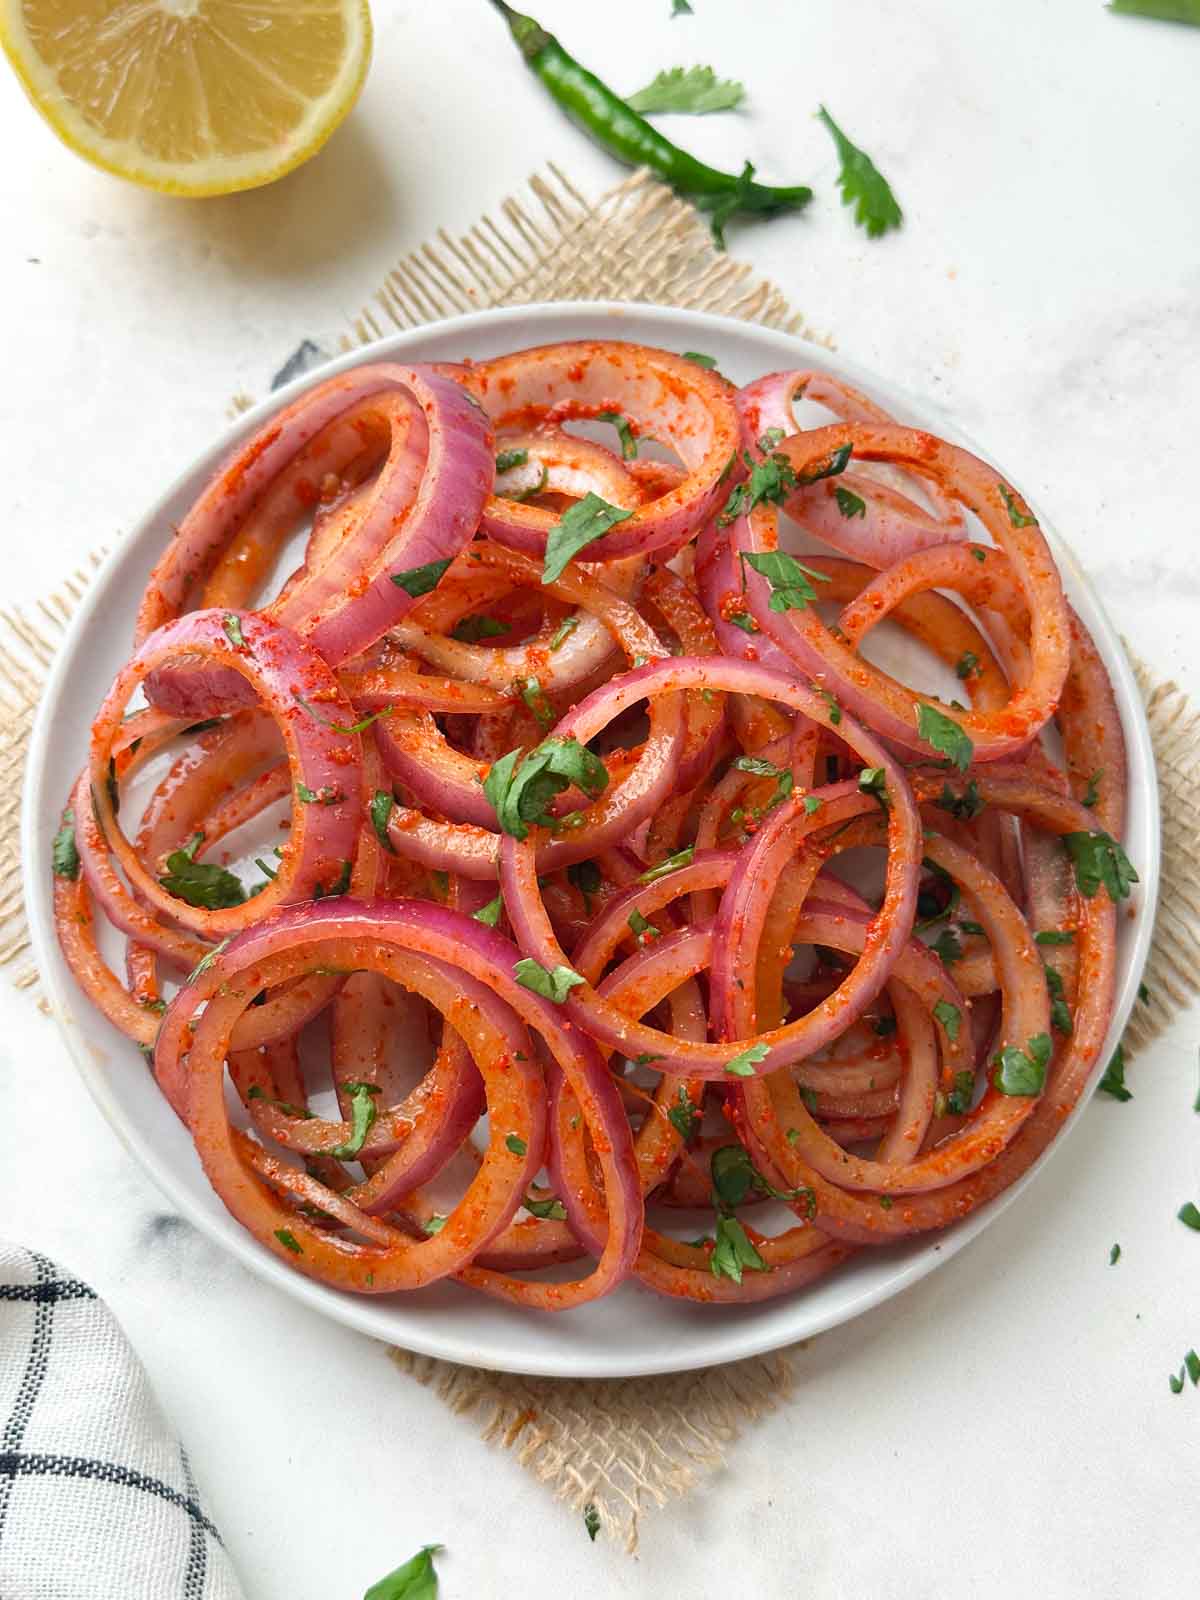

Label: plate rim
[21,299,1161,1377]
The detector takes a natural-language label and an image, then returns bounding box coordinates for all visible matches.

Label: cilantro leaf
[710,1144,813,1211]
[222,612,247,650]
[667,1086,700,1141]
[1044,962,1073,1034]
[495,448,529,473]
[513,958,586,1003]
[681,350,717,368]
[313,859,352,899]
[1097,1043,1132,1101]
[363,1543,443,1600]
[549,615,579,651]
[1034,929,1074,945]
[390,558,453,598]
[935,779,983,822]
[933,999,962,1042]
[296,781,343,806]
[595,410,638,459]
[542,493,634,584]
[1110,1243,1121,1265]
[638,846,695,884]
[917,702,974,772]
[473,893,503,928]
[835,485,866,519]
[798,442,853,485]
[1082,771,1102,809]
[858,766,890,810]
[370,789,397,854]
[274,1229,302,1255]
[930,928,964,965]
[628,907,659,943]
[520,675,556,728]
[483,737,609,840]
[817,105,902,238]
[1178,1201,1200,1232]
[993,1032,1052,1096]
[803,794,823,816]
[742,549,832,612]
[567,858,602,909]
[505,1133,528,1156]
[524,1191,568,1220]
[52,809,80,880]
[626,64,744,115]
[583,1504,601,1542]
[998,484,1037,528]
[725,1042,769,1077]
[956,651,980,680]
[671,0,693,12]
[1062,831,1138,903]
[945,1068,976,1115]
[734,753,795,809]
[812,685,842,725]
[452,614,510,643]
[1110,1,1200,23]
[324,1081,382,1159]
[159,835,246,910]
[423,1215,447,1235]
[710,1215,766,1283]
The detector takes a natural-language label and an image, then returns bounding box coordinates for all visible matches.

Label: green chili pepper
[488,2,812,248]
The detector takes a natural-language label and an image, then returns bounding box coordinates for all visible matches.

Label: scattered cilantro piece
[1098,1043,1132,1101]
[998,483,1037,528]
[803,794,823,816]
[667,1086,700,1141]
[812,685,842,725]
[956,651,980,680]
[160,834,246,910]
[52,810,79,879]
[1139,981,1150,1004]
[835,485,866,519]
[930,928,964,965]
[473,893,503,928]
[297,696,395,736]
[324,1081,382,1159]
[971,548,987,562]
[1082,771,1102,808]
[1188,1349,1200,1386]
[583,1504,601,1542]
[817,105,902,237]
[858,766,890,810]
[524,1191,568,1220]
[873,1016,898,1038]
[1169,1366,1186,1394]
[1110,1243,1121,1265]
[671,0,693,13]
[1062,831,1138,902]
[422,1215,448,1236]
[1044,962,1073,1034]
[628,907,659,943]
[567,858,602,909]
[390,558,453,598]
[363,1543,443,1600]
[104,755,120,818]
[945,1069,976,1115]
[710,1144,813,1211]
[917,702,974,772]
[742,549,832,611]
[185,936,231,986]
[626,64,743,114]
[726,610,758,633]
[993,1032,1052,1096]
[483,737,609,840]
[758,427,786,452]
[681,350,717,368]
[933,999,962,1042]
[495,448,529,474]
[452,614,510,643]
[505,1133,528,1156]
[595,409,638,460]
[1110,1,1200,25]
[222,613,246,650]
[549,615,580,650]
[638,846,695,884]
[313,860,352,899]
[296,781,343,806]
[520,675,556,728]
[1035,930,1074,946]
[542,493,634,584]
[734,753,795,809]
[725,1042,769,1077]
[785,1127,801,1145]
[935,779,983,822]
[513,958,585,1003]
[274,1229,302,1255]
[370,789,397,854]
[798,442,853,485]
[710,1214,766,1283]
[632,1053,664,1067]
[1178,1202,1200,1232]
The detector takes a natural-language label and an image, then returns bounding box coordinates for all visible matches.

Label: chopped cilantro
[513,958,585,1003]
[638,846,695,884]
[725,1042,769,1077]
[917,703,974,772]
[1097,1043,1131,1101]
[484,737,608,840]
[596,410,638,460]
[390,558,453,598]
[52,810,80,879]
[542,493,634,584]
[993,1033,1052,1096]
[473,893,503,928]
[1063,831,1138,902]
[835,485,866,519]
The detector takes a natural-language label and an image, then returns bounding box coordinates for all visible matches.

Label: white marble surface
[2,1,1198,1594]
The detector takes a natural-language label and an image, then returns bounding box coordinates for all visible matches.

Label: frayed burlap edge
[4,166,1196,1553]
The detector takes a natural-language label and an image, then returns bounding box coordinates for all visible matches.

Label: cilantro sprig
[817,105,902,238]
[626,65,744,115]
[483,736,609,840]
[741,549,832,612]
[1062,831,1138,903]
[159,833,246,910]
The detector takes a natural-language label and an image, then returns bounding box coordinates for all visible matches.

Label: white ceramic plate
[22,302,1159,1378]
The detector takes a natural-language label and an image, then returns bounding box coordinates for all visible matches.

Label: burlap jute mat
[2,167,1196,1551]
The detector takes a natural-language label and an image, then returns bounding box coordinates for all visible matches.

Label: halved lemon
[0,0,372,196]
